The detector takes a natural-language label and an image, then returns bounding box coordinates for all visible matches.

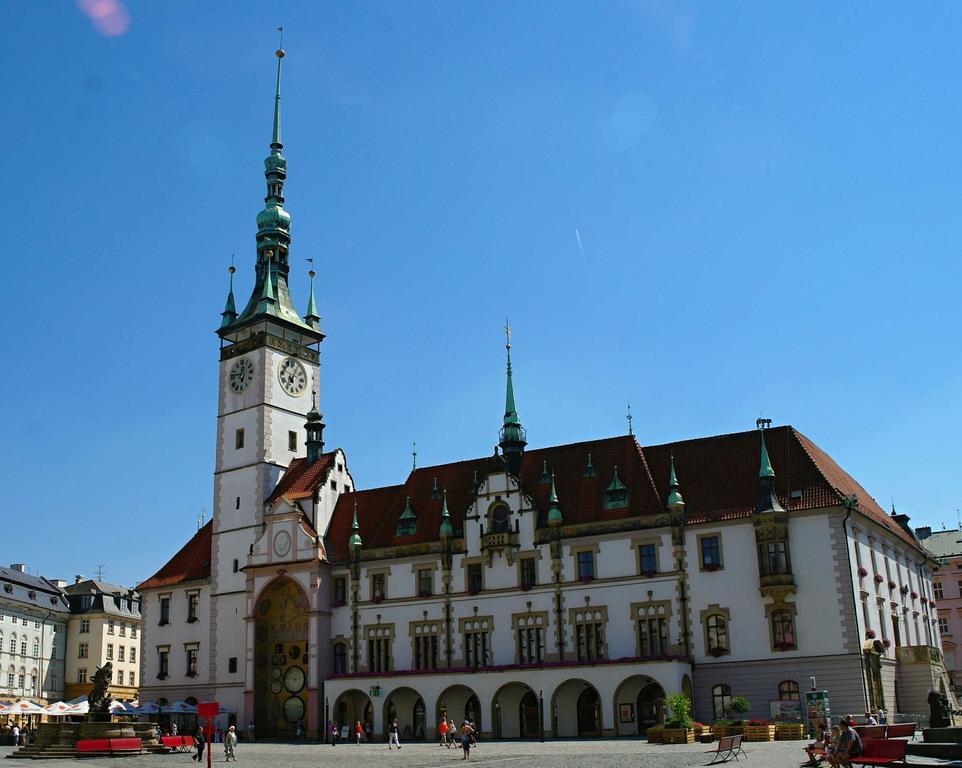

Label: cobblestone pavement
[1,738,824,768]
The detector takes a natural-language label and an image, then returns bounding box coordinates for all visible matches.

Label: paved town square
[1,738,821,768]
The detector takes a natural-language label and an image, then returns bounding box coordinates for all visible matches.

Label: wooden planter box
[712,725,743,738]
[645,726,663,743]
[775,723,805,740]
[693,726,712,739]
[743,724,776,742]
[662,727,695,744]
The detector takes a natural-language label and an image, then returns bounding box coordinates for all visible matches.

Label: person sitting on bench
[828,717,862,768]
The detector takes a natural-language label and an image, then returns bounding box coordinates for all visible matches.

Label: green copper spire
[396,496,417,537]
[348,501,363,548]
[271,29,283,149]
[220,264,238,328]
[539,459,551,484]
[257,251,276,313]
[667,452,685,509]
[547,473,563,526]
[439,489,454,538]
[304,267,321,329]
[584,452,596,477]
[759,430,775,479]
[498,320,527,474]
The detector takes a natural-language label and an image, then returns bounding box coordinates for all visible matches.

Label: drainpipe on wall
[841,495,870,712]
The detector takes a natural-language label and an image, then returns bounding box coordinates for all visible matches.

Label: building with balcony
[63,578,142,702]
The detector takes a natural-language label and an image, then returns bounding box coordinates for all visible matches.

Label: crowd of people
[2,722,31,747]
[804,708,888,767]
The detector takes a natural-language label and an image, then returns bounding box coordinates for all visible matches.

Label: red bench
[160,735,195,752]
[705,734,746,764]
[883,723,916,740]
[849,738,907,768]
[109,738,143,755]
[77,739,112,756]
[854,726,886,740]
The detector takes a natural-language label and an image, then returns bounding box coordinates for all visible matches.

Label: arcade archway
[253,578,310,737]
[613,675,665,735]
[437,684,481,733]
[552,679,602,737]
[333,689,373,740]
[383,686,426,741]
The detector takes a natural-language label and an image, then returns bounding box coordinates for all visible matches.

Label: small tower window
[288,431,297,451]
[604,466,629,510]
[396,498,417,537]
[235,497,240,510]
[235,428,245,450]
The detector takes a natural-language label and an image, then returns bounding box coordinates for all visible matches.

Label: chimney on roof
[9,563,26,573]
[50,579,68,588]
[915,526,932,540]
[74,574,84,584]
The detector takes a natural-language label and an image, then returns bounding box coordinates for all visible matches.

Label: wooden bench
[76,739,112,756]
[109,738,143,755]
[883,723,916,740]
[705,734,747,764]
[849,738,907,768]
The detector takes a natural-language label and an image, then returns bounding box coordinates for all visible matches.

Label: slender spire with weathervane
[220,261,238,328]
[498,319,527,474]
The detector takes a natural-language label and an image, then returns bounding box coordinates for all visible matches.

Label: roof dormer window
[604,466,629,510]
[395,497,417,537]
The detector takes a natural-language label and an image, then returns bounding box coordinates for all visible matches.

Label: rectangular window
[34,621,40,629]
[638,616,668,656]
[288,431,297,451]
[700,535,722,569]
[464,629,490,668]
[77,668,87,684]
[935,582,944,600]
[520,558,537,588]
[413,627,439,671]
[574,615,606,661]
[118,646,125,662]
[130,647,136,663]
[228,657,237,674]
[130,626,137,639]
[367,635,391,673]
[235,496,240,510]
[186,648,199,676]
[107,620,115,635]
[235,428,245,449]
[129,672,135,687]
[158,649,169,678]
[78,642,89,659]
[940,617,950,635]
[18,674,24,689]
[119,623,126,637]
[330,480,336,490]
[187,592,199,622]
[233,559,239,573]
[116,670,124,686]
[106,643,113,660]
[417,568,433,597]
[638,544,658,574]
[80,619,90,634]
[576,551,595,580]
[6,673,12,687]
[467,564,484,594]
[333,577,347,605]
[159,596,170,625]
[20,640,26,655]
[371,574,386,601]
[516,620,544,664]
[766,541,788,575]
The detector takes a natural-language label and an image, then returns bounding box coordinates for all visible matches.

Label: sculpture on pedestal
[87,662,113,721]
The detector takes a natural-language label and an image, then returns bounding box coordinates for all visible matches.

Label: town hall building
[137,46,952,740]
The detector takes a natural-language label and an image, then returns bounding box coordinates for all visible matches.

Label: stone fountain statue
[87,662,113,721]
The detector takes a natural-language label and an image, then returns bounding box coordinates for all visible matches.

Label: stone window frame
[766,602,798,652]
[366,566,392,602]
[630,536,663,576]
[511,609,549,664]
[516,550,542,589]
[569,543,601,582]
[461,556,485,595]
[409,619,442,671]
[632,600,672,657]
[697,532,724,571]
[569,604,609,660]
[459,614,494,668]
[330,634,349,674]
[712,683,733,719]
[185,590,201,622]
[413,561,439,598]
[362,621,396,673]
[158,593,172,625]
[699,603,732,657]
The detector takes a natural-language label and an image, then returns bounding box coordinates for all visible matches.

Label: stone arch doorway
[551,679,602,737]
[437,684,481,733]
[253,578,310,738]
[333,689,373,740]
[492,681,539,739]
[383,686,426,741]
[613,675,665,736]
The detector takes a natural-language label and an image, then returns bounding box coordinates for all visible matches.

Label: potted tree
[662,693,695,744]
[715,696,750,737]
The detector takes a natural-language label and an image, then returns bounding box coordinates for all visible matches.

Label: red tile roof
[265,452,337,505]
[325,426,923,561]
[137,520,212,591]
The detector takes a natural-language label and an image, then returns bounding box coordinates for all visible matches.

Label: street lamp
[538,690,544,743]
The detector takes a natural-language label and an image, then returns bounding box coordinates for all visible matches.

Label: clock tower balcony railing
[480,530,519,552]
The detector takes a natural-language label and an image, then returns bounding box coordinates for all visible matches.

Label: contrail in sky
[575,228,584,257]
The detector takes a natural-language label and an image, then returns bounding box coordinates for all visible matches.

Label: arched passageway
[552,679,602,737]
[492,681,540,738]
[333,689,373,740]
[613,675,665,736]
[383,686,427,741]
[437,684,481,733]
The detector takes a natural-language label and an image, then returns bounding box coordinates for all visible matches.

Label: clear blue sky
[3,2,960,588]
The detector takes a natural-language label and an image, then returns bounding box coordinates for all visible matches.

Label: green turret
[547,474,563,527]
[304,269,321,330]
[439,489,454,539]
[667,453,684,510]
[219,265,238,328]
[348,503,363,548]
[498,323,527,474]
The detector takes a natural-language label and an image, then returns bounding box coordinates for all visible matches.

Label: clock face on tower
[228,357,255,393]
[278,357,308,396]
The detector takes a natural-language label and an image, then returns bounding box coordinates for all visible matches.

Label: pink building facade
[919,527,962,696]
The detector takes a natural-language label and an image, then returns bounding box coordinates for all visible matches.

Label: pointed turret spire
[498,319,527,474]
[220,264,238,328]
[396,496,417,537]
[257,250,277,313]
[304,267,321,329]
[584,452,597,477]
[439,489,453,538]
[348,500,363,548]
[539,460,551,484]
[547,473,563,526]
[271,27,284,149]
[305,388,325,464]
[755,428,785,515]
[667,452,685,510]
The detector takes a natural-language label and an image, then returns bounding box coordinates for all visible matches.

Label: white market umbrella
[110,701,135,713]
[131,701,161,714]
[0,700,47,715]
[43,702,71,717]
[62,701,90,715]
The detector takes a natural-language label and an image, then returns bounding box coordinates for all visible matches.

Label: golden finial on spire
[276,26,285,57]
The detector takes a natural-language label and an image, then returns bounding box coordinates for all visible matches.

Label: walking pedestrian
[328,721,337,746]
[296,721,303,741]
[172,723,179,737]
[193,727,206,762]
[354,720,362,745]
[438,718,449,747]
[224,725,237,761]
[460,721,475,760]
[388,719,401,749]
[247,721,255,742]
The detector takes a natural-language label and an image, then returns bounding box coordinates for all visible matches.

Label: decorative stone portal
[254,578,309,737]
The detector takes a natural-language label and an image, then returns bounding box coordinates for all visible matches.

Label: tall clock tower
[210,44,325,706]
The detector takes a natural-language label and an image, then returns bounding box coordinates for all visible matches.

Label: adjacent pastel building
[917,527,962,697]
